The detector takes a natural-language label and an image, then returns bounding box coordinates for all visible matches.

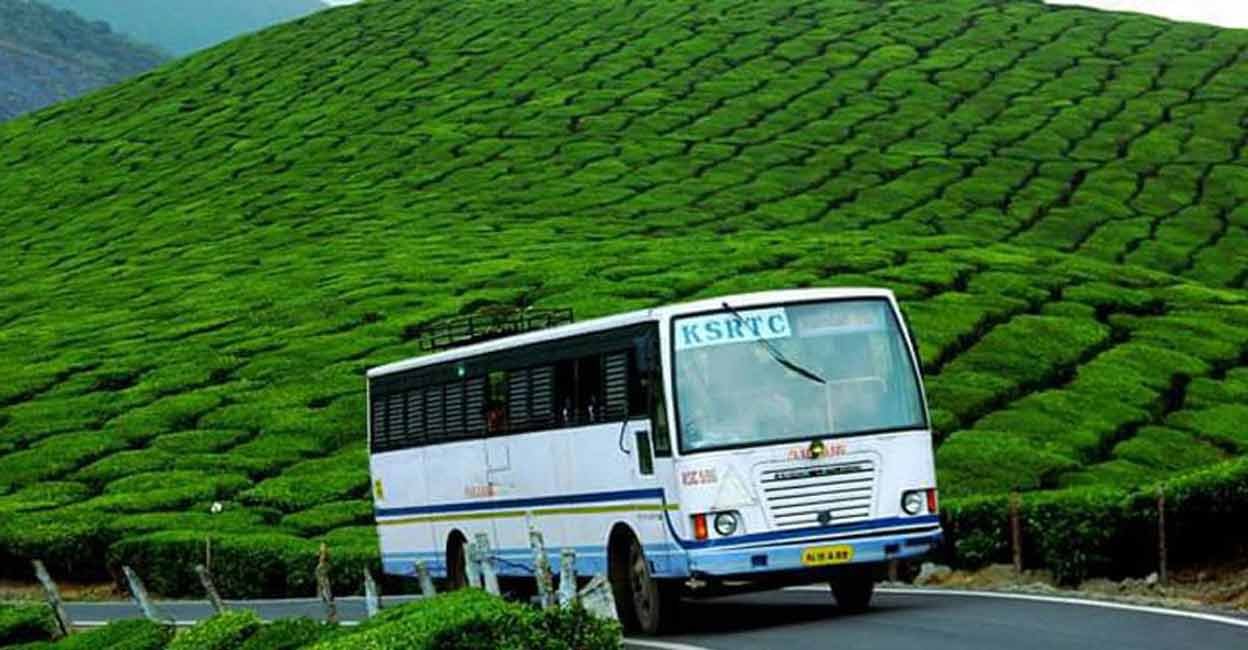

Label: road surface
[62,587,1247,649]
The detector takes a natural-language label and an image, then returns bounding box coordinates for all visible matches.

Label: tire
[446,533,468,590]
[830,566,876,613]
[610,534,679,635]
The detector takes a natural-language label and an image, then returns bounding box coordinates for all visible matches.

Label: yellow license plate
[801,544,854,566]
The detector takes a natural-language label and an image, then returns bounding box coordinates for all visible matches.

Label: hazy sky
[1047,0,1248,28]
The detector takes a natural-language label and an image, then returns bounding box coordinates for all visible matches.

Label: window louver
[465,377,486,437]
[508,370,532,431]
[529,365,555,429]
[603,352,629,420]
[424,385,445,439]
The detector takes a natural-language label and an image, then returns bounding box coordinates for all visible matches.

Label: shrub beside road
[0,592,619,649]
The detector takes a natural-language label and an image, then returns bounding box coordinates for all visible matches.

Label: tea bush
[237,619,339,650]
[149,430,252,454]
[0,433,127,492]
[14,619,173,650]
[308,590,619,650]
[0,483,91,515]
[0,605,54,646]
[239,448,369,513]
[105,507,277,538]
[168,611,262,650]
[942,456,1248,583]
[281,501,373,536]
[109,530,379,598]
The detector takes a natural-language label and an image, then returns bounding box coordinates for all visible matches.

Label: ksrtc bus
[367,288,941,633]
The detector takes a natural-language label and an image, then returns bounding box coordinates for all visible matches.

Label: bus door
[485,368,567,562]
[630,346,678,574]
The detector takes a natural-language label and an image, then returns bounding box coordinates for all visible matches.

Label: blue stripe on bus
[671,515,942,550]
[373,487,666,518]
[381,543,689,579]
[373,488,940,553]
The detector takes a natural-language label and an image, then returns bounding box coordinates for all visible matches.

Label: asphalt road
[657,588,1248,649]
[62,588,1247,649]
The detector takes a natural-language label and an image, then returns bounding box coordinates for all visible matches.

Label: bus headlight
[901,491,925,515]
[713,511,739,537]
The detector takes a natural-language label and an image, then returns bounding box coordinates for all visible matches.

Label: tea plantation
[0,0,1246,593]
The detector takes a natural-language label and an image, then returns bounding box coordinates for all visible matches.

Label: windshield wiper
[721,301,826,385]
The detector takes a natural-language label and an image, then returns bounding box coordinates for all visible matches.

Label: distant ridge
[42,0,327,55]
[0,0,165,121]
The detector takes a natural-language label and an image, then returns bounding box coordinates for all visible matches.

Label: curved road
[648,588,1247,649]
[62,588,1247,649]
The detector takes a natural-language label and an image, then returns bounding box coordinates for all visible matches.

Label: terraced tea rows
[0,0,1245,590]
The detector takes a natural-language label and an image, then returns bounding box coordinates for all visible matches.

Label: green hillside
[42,0,327,56]
[0,0,1246,589]
[0,0,165,120]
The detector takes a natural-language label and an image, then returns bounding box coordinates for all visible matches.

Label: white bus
[367,288,941,633]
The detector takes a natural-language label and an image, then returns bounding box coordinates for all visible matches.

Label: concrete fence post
[1157,487,1168,587]
[315,544,338,624]
[1009,488,1023,575]
[464,540,482,589]
[194,564,227,614]
[577,574,618,621]
[363,568,381,618]
[529,522,555,609]
[558,548,577,607]
[122,566,165,624]
[474,533,501,596]
[31,561,72,638]
[415,561,437,597]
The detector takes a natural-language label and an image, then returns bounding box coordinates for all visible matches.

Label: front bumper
[683,519,942,576]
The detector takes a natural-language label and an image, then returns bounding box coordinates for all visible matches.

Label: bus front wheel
[610,534,678,634]
[830,566,875,613]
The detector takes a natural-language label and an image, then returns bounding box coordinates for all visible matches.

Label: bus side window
[554,359,576,425]
[579,354,603,423]
[485,370,509,435]
[553,355,606,426]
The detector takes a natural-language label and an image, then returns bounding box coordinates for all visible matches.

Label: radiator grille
[758,460,875,529]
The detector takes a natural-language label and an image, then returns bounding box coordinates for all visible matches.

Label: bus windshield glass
[673,299,925,453]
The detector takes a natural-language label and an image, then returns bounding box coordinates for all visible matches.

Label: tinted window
[369,326,660,453]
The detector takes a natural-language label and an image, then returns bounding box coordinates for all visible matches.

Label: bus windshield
[672,298,925,453]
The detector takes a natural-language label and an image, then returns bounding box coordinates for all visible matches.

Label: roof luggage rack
[413,307,574,352]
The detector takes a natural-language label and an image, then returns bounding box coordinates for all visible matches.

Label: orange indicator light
[693,514,709,540]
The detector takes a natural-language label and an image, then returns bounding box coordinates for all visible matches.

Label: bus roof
[366,287,895,378]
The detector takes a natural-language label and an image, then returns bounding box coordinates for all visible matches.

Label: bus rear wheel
[610,534,678,635]
[830,565,875,613]
[446,533,468,590]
